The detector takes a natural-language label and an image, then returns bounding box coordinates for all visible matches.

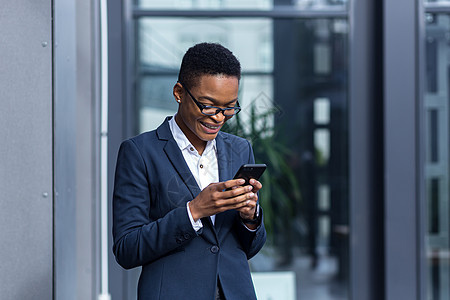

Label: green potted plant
[223,99,302,248]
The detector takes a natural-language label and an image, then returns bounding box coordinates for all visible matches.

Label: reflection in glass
[136,16,348,300]
[424,13,450,300]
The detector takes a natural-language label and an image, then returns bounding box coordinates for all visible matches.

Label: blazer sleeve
[234,140,267,259]
[112,139,198,269]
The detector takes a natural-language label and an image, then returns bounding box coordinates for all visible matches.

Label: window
[132,2,349,299]
[424,11,450,300]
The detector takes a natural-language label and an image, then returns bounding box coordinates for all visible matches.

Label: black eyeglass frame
[178,82,241,116]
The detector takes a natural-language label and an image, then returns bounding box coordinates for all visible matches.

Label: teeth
[202,123,219,129]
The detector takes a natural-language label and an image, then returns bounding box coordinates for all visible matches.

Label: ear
[173,82,184,104]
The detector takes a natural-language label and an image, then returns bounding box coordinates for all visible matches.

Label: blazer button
[184,233,191,240]
[210,245,219,254]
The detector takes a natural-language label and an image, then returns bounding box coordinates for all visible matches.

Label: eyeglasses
[178,82,241,117]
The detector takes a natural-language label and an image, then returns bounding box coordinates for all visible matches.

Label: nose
[210,111,226,123]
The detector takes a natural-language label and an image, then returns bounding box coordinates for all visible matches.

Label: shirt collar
[168,114,216,154]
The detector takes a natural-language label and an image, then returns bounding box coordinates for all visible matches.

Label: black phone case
[233,164,267,185]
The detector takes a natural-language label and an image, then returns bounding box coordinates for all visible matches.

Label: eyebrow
[198,96,239,106]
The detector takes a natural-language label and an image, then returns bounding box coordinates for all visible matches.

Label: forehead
[191,74,239,95]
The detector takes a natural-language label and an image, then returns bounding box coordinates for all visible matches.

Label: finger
[219,179,246,191]
[221,185,253,199]
[219,192,256,209]
[214,197,256,215]
[239,200,257,211]
[249,179,263,191]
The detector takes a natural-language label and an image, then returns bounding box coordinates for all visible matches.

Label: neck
[174,114,207,155]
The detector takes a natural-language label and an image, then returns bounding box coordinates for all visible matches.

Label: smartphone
[232,164,267,186]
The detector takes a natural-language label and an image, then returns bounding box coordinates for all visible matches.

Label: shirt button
[190,147,194,151]
[210,246,219,254]
[200,164,203,169]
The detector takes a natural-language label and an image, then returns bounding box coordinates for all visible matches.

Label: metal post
[99,0,111,299]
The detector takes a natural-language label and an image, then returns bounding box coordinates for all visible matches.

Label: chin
[199,133,219,142]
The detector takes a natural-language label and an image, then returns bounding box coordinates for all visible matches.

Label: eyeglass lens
[202,107,239,116]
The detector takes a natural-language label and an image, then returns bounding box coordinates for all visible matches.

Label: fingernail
[246,200,250,205]
[248,192,254,198]
[246,186,253,191]
[238,179,245,184]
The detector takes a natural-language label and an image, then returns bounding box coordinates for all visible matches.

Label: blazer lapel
[157,117,217,244]
[216,132,233,183]
[157,117,201,199]
[214,133,234,233]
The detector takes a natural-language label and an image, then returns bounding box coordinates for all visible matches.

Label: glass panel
[135,0,347,11]
[136,16,349,300]
[137,18,273,133]
[138,18,273,73]
[424,13,450,300]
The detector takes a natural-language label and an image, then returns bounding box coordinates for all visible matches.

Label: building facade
[1,0,449,299]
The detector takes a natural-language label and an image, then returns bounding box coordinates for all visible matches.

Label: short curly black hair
[178,42,241,89]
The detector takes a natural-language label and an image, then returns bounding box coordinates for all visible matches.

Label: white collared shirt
[169,115,219,231]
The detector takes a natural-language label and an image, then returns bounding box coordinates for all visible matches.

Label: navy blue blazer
[112,117,266,300]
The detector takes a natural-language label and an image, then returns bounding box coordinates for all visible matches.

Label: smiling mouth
[200,121,222,131]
